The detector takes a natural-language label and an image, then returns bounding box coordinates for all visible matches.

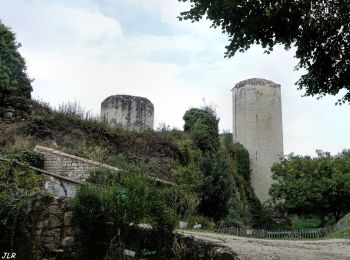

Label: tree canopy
[178,1,350,104]
[0,20,32,106]
[183,107,220,153]
[270,150,350,222]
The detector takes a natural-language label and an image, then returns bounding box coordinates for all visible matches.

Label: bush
[292,217,321,230]
[187,215,215,230]
[0,160,49,259]
[0,192,52,260]
[162,186,200,221]
[7,150,45,169]
[0,161,44,190]
[73,170,176,260]
[86,168,121,186]
[172,164,202,194]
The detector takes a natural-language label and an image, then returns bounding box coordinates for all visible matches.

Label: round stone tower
[232,78,283,202]
[101,95,154,132]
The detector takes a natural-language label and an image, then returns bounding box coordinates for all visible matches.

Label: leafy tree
[183,107,220,153]
[198,152,232,221]
[270,150,350,222]
[0,21,32,106]
[182,108,233,221]
[178,1,350,103]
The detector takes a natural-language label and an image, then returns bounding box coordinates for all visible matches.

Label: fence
[218,215,350,239]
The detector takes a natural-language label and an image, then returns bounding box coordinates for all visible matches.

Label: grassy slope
[326,213,350,239]
[0,100,184,181]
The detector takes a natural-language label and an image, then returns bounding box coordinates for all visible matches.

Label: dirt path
[178,230,350,260]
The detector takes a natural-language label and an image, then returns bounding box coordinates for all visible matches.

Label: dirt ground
[178,230,350,260]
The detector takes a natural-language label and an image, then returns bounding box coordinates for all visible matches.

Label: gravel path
[178,230,350,260]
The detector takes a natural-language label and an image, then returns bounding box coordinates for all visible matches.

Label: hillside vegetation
[0,97,261,224]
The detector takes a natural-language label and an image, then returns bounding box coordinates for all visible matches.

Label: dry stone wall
[33,197,77,260]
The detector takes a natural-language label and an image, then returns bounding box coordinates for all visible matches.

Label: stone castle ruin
[232,78,284,202]
[101,95,154,132]
[100,79,282,202]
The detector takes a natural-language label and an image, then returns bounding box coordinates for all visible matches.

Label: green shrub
[0,160,50,259]
[292,217,321,230]
[105,153,131,168]
[0,192,52,260]
[172,164,202,193]
[0,161,44,190]
[148,190,177,234]
[8,150,45,169]
[187,215,215,230]
[73,170,176,260]
[162,187,200,220]
[72,186,109,260]
[86,168,121,186]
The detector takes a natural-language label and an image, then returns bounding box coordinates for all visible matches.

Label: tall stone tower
[232,78,283,202]
[101,95,154,132]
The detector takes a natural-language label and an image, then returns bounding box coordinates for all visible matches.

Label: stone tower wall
[101,95,154,132]
[232,78,283,202]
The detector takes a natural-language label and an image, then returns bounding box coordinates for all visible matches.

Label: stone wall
[44,176,80,198]
[34,146,119,183]
[232,78,284,202]
[33,197,77,260]
[100,95,154,132]
[35,145,120,197]
[35,145,174,196]
[31,198,237,260]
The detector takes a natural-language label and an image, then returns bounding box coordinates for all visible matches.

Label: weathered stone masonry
[31,198,237,260]
[34,146,119,197]
[35,146,119,182]
[34,146,173,197]
[33,197,76,260]
[232,78,284,202]
[101,95,154,132]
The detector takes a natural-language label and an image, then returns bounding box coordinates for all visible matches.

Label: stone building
[232,78,284,202]
[101,95,154,132]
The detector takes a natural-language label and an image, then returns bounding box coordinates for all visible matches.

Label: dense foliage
[0,160,47,260]
[221,134,261,227]
[182,107,233,221]
[178,0,350,103]
[270,150,350,222]
[183,107,220,153]
[180,108,260,224]
[198,152,232,221]
[0,21,32,108]
[7,150,45,169]
[73,168,176,260]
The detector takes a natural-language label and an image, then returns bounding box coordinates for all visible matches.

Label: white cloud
[49,5,123,43]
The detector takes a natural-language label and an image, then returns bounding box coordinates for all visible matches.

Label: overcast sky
[1,0,349,156]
